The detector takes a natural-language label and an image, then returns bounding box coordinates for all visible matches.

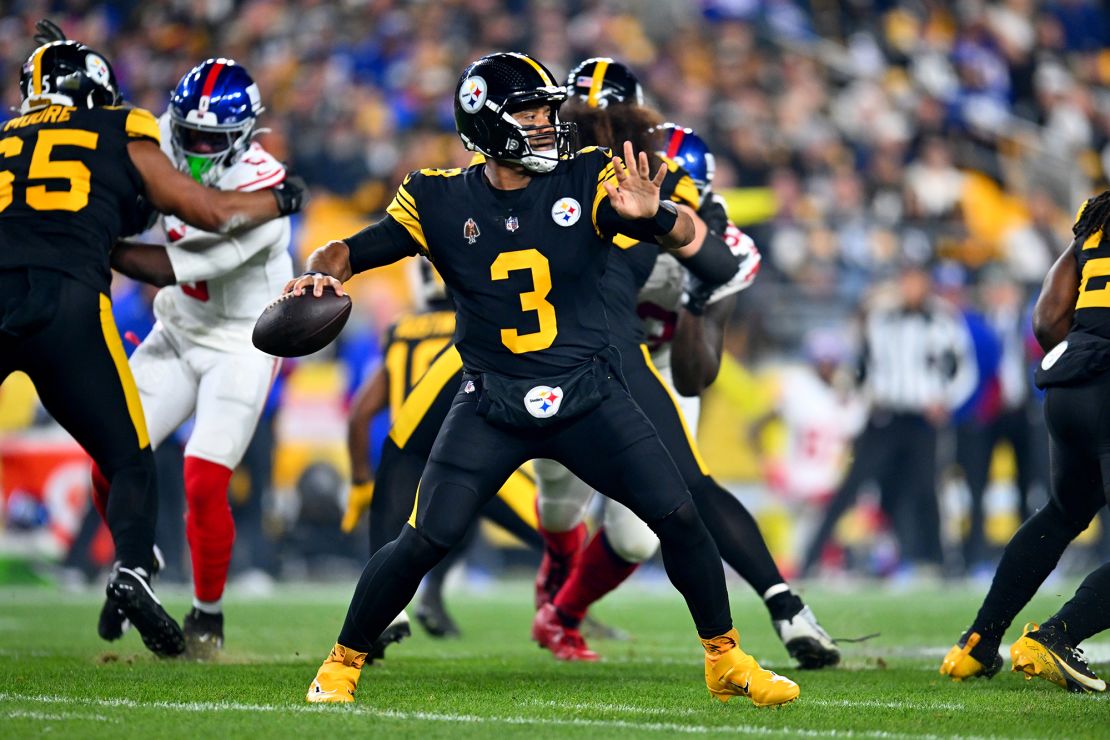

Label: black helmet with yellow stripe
[567,57,643,109]
[19,40,120,114]
[453,52,577,174]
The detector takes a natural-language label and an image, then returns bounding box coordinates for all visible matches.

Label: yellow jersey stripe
[670,174,702,209]
[591,169,619,238]
[31,44,48,96]
[586,59,611,108]
[640,345,708,474]
[98,294,150,449]
[124,108,161,143]
[511,53,554,87]
[386,193,429,255]
[389,345,463,449]
[396,183,417,211]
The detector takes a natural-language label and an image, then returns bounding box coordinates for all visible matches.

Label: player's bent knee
[606,527,659,563]
[646,499,709,546]
[97,445,155,482]
[396,524,451,569]
[415,480,487,550]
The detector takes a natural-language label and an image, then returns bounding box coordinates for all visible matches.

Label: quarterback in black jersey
[530,58,840,669]
[294,52,799,707]
[0,33,300,657]
[344,261,541,643]
[940,193,1110,693]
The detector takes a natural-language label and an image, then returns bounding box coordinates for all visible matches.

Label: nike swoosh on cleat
[117,567,162,606]
[311,682,338,697]
[1050,654,1107,692]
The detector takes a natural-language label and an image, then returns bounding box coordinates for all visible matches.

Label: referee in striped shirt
[801,262,977,577]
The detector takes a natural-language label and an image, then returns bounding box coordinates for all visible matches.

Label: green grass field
[1,580,1108,738]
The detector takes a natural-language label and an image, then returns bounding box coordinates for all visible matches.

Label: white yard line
[0,692,993,739]
[5,709,117,722]
[525,696,970,715]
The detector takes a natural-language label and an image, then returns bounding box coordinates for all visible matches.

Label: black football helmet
[567,57,643,109]
[19,40,120,114]
[454,52,577,174]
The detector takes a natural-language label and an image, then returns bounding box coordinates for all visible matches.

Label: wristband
[647,200,679,236]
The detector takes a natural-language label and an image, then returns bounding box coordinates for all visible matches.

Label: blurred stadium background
[1,0,1109,593]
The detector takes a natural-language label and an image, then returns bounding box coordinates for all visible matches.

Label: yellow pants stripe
[98,294,150,449]
[407,481,420,528]
[496,469,538,530]
[640,344,707,474]
[389,345,463,449]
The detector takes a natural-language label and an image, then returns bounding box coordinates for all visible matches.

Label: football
[252,287,352,357]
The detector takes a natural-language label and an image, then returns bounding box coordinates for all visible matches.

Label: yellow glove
[342,481,375,533]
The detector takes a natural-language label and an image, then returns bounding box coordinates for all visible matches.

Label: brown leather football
[252,287,352,357]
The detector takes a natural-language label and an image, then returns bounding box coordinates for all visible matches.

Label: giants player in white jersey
[102,58,292,656]
[751,330,867,568]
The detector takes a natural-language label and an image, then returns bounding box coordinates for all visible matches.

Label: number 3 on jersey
[491,249,558,354]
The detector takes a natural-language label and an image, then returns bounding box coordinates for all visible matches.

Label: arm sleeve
[166,218,288,283]
[346,214,423,273]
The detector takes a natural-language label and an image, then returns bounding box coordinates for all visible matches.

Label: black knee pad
[1038,498,1093,540]
[415,481,487,550]
[647,499,708,545]
[98,446,155,482]
[394,525,451,570]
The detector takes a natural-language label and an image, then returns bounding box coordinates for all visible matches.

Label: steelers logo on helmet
[551,198,582,227]
[458,75,488,114]
[85,54,111,87]
[525,385,564,419]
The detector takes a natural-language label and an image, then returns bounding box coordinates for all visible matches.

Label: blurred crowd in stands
[2,0,1109,584]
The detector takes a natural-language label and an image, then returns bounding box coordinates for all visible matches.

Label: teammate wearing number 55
[293,52,798,708]
[0,36,302,657]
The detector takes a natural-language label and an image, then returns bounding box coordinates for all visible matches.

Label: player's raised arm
[128,139,304,235]
[597,140,694,250]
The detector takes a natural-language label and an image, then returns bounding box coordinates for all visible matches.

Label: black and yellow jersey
[382,308,456,416]
[0,104,159,292]
[602,157,703,349]
[1072,199,1110,339]
[382,147,625,379]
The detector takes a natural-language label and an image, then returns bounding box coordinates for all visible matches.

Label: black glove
[34,19,66,45]
[272,175,308,216]
[682,273,716,316]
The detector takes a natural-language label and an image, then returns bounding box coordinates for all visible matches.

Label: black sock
[689,478,786,596]
[104,450,158,570]
[1042,562,1110,645]
[650,500,732,639]
[338,526,447,652]
[766,590,805,622]
[968,501,1085,658]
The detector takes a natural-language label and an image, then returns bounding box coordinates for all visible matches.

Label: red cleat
[532,603,599,662]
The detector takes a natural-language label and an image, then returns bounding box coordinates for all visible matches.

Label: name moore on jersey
[153,114,292,353]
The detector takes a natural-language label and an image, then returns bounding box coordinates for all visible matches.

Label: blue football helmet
[168,58,263,184]
[654,123,715,200]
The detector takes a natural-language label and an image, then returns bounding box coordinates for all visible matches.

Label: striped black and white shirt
[862,298,977,414]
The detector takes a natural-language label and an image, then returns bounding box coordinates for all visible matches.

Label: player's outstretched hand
[603,140,667,219]
[284,264,347,298]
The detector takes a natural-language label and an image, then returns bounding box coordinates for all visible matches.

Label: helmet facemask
[169,115,254,185]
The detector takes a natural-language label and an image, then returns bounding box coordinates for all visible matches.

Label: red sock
[183,456,235,604]
[554,528,639,626]
[534,521,587,608]
[90,464,110,521]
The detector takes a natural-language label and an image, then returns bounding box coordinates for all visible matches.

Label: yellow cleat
[940,631,1002,681]
[1010,623,1107,694]
[702,629,800,707]
[305,643,368,703]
